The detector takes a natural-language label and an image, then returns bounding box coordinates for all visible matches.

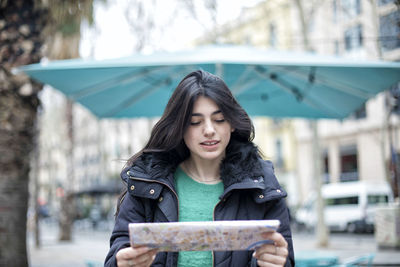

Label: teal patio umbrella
[17,45,400,120]
[18,44,400,247]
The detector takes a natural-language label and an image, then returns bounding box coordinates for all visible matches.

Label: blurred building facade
[197,0,400,206]
[293,0,400,203]
[32,86,154,220]
[253,118,299,206]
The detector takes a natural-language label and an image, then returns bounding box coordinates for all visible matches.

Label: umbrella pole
[216,63,223,78]
[311,120,329,247]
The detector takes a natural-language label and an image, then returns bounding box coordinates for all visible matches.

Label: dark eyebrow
[191,110,222,117]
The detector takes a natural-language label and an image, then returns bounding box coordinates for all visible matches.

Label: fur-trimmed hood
[122,141,273,189]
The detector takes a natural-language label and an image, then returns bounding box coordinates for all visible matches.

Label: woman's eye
[190,121,201,125]
[215,119,225,123]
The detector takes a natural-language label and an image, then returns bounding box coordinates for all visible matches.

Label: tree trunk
[293,0,310,51]
[0,1,47,265]
[32,122,41,248]
[58,193,75,240]
[58,99,75,241]
[292,0,329,247]
[0,91,35,267]
[47,35,81,242]
[311,121,329,247]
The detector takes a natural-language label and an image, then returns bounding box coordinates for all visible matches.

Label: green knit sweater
[175,167,224,267]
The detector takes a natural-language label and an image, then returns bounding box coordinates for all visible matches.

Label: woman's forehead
[192,96,221,115]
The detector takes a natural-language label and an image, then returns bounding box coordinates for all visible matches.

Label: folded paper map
[129,220,280,251]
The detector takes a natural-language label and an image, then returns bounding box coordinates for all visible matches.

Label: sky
[80,0,263,59]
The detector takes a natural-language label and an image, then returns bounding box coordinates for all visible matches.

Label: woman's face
[183,96,233,163]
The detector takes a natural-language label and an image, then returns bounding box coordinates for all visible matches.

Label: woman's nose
[203,120,216,136]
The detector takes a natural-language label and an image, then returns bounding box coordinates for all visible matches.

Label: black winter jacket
[105,142,295,267]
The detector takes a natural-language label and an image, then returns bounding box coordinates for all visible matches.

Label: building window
[341,0,362,20]
[275,139,284,169]
[269,23,277,48]
[323,152,330,184]
[379,10,400,51]
[244,35,252,45]
[351,103,367,119]
[378,0,395,6]
[308,17,315,33]
[272,118,282,127]
[334,40,340,55]
[332,0,338,23]
[340,145,359,182]
[344,24,363,51]
[389,149,399,186]
[389,82,400,115]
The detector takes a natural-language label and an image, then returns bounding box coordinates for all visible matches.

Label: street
[28,221,109,267]
[28,222,400,267]
[292,231,399,266]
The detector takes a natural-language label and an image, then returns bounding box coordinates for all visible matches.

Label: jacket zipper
[212,197,224,267]
[128,175,180,221]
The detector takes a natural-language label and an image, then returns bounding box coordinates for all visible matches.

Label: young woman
[104,70,294,267]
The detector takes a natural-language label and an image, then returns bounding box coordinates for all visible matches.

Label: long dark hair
[128,70,255,165]
[115,70,256,216]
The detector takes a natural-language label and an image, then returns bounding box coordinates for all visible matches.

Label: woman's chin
[195,151,225,162]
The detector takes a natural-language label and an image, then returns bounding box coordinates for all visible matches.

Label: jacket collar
[220,140,264,188]
[122,141,265,189]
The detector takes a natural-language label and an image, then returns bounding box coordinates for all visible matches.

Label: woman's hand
[116,246,157,267]
[253,232,288,267]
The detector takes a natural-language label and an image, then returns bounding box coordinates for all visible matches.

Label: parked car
[295,181,393,233]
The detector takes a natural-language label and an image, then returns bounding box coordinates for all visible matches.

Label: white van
[295,181,393,233]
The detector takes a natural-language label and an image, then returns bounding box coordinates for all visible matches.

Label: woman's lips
[200,140,220,150]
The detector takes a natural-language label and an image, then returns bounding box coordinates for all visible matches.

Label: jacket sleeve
[248,199,294,267]
[261,160,295,267]
[104,192,146,267]
[247,197,294,267]
[272,198,295,267]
